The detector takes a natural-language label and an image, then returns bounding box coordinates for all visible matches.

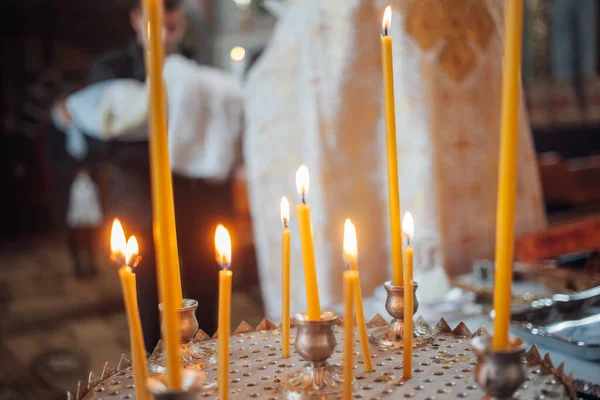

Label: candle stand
[71,316,576,399]
[369,281,434,348]
[279,312,346,399]
[148,299,216,373]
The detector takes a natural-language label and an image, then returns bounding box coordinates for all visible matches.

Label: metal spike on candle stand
[193,329,210,342]
[234,320,254,334]
[100,361,116,380]
[75,380,85,400]
[451,321,472,337]
[366,313,387,327]
[472,325,490,337]
[256,318,277,331]
[435,317,452,332]
[118,354,131,370]
[86,372,98,391]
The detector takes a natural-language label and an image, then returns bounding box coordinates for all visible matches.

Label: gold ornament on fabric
[406,0,495,81]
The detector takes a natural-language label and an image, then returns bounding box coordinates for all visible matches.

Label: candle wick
[407,237,410,246]
[301,191,306,205]
[284,218,288,229]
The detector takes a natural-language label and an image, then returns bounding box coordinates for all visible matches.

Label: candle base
[279,311,349,399]
[470,335,527,399]
[147,369,214,399]
[369,281,434,348]
[149,299,216,372]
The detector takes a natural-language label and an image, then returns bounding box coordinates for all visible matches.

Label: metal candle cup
[149,298,216,373]
[369,281,433,348]
[471,335,527,399]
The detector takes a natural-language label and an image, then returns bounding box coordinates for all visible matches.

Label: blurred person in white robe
[243,0,546,319]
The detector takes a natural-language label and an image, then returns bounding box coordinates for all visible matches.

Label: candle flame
[126,236,140,267]
[110,219,127,261]
[280,196,290,228]
[230,46,246,62]
[343,218,358,260]
[382,6,392,36]
[296,165,310,201]
[215,224,232,268]
[402,211,414,242]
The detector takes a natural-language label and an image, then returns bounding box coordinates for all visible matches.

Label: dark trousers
[45,127,160,352]
[173,175,234,336]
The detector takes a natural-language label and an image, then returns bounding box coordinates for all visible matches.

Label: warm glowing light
[296,165,310,200]
[402,211,414,242]
[126,236,139,267]
[343,218,358,260]
[281,197,290,227]
[230,46,246,62]
[382,6,392,35]
[111,219,127,258]
[215,224,232,268]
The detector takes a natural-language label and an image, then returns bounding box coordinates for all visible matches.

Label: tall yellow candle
[381,6,404,287]
[216,225,232,400]
[295,165,321,321]
[143,0,182,388]
[343,269,358,400]
[111,221,150,400]
[493,0,524,351]
[343,219,373,373]
[402,212,414,379]
[280,197,291,359]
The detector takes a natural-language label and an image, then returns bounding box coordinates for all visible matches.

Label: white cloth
[51,55,243,180]
[244,0,547,318]
[66,171,103,228]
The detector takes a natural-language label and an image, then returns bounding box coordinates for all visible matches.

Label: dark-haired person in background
[47,0,191,352]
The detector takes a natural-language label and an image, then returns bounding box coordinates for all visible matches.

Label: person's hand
[58,99,73,123]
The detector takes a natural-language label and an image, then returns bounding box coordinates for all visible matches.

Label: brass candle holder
[369,281,433,348]
[471,335,527,399]
[147,369,211,399]
[148,298,216,372]
[279,311,346,399]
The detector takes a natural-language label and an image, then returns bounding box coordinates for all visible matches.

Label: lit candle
[295,165,321,321]
[230,45,246,82]
[216,225,232,400]
[143,0,183,388]
[281,197,291,359]
[381,5,404,287]
[493,0,523,351]
[343,219,373,373]
[402,212,414,379]
[111,220,149,400]
[343,269,358,400]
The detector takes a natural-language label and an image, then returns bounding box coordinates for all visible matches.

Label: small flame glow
[215,224,232,268]
[402,211,414,242]
[343,218,358,260]
[110,219,126,259]
[295,165,310,200]
[280,196,290,227]
[230,46,246,62]
[382,6,392,35]
[126,236,139,267]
